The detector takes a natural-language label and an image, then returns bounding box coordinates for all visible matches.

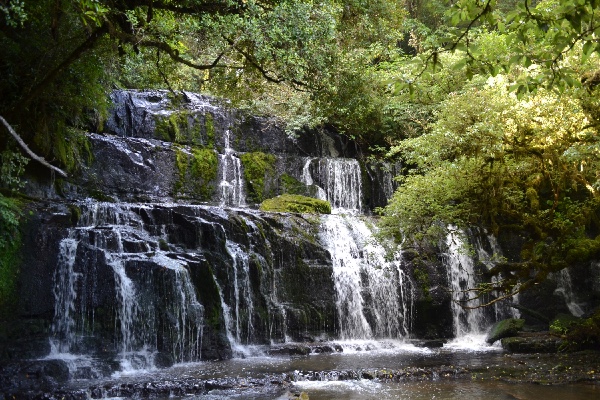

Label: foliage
[0,148,28,190]
[405,0,600,96]
[260,194,331,214]
[380,73,600,305]
[552,310,600,351]
[0,193,21,316]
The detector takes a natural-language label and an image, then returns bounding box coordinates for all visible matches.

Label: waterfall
[50,238,80,354]
[225,242,255,344]
[302,157,328,201]
[302,158,362,213]
[310,155,413,340]
[49,203,206,373]
[445,229,487,338]
[219,129,245,207]
[554,269,585,317]
[320,215,413,339]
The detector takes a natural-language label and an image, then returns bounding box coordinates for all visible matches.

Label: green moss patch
[280,173,309,196]
[239,152,277,203]
[259,194,331,214]
[174,146,218,201]
[154,111,213,146]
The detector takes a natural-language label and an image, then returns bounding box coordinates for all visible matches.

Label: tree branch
[13,23,109,112]
[0,115,68,177]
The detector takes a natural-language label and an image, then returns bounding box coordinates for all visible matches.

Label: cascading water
[225,242,255,344]
[49,202,206,373]
[444,229,488,346]
[313,155,414,340]
[320,216,413,339]
[302,158,362,213]
[554,268,585,317]
[50,237,80,355]
[476,234,520,321]
[219,129,245,207]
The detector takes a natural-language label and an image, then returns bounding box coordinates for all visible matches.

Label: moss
[68,205,81,225]
[239,152,277,203]
[158,238,169,251]
[413,267,432,302]
[189,262,223,331]
[47,128,93,173]
[486,318,525,344]
[89,189,115,202]
[259,194,331,214]
[205,112,215,147]
[174,146,218,201]
[280,173,309,196]
[155,111,205,146]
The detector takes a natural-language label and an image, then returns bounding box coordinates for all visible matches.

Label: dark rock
[501,332,564,353]
[415,339,446,348]
[268,345,311,356]
[486,318,525,344]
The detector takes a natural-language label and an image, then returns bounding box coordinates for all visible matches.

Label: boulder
[486,318,525,344]
[501,332,563,353]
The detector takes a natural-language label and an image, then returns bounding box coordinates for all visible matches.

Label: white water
[50,238,80,354]
[49,203,206,374]
[554,268,585,317]
[302,158,362,213]
[320,215,413,340]
[476,234,520,321]
[225,242,255,344]
[444,229,489,348]
[219,129,245,207]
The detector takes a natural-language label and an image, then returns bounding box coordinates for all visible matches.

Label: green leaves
[0,0,27,27]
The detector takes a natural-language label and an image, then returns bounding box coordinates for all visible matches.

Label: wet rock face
[7,201,336,370]
[105,89,358,157]
[401,248,453,339]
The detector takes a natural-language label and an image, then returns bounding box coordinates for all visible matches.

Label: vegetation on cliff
[0,194,21,318]
[260,194,331,215]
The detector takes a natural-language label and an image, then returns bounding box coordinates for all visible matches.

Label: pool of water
[287,380,600,400]
[63,338,599,399]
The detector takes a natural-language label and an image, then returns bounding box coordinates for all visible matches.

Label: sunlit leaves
[382,80,600,254]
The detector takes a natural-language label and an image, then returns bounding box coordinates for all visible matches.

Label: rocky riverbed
[3,346,599,399]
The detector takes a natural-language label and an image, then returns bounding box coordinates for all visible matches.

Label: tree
[380,70,600,307]
[407,0,600,95]
[0,0,411,171]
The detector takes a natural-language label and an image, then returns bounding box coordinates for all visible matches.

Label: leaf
[509,54,522,66]
[465,67,473,80]
[582,41,596,64]
[452,58,467,71]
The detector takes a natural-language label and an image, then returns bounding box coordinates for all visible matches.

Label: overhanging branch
[0,115,68,178]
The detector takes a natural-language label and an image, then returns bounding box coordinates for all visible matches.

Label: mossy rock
[486,318,525,344]
[259,194,331,214]
[239,152,277,203]
[501,334,563,353]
